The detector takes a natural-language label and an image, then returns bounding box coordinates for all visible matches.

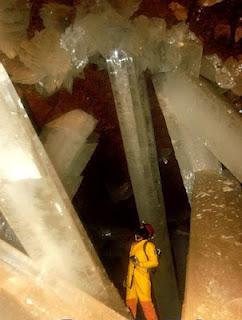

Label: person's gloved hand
[130,255,139,266]
[156,248,161,256]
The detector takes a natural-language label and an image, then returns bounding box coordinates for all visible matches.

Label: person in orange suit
[126,222,159,320]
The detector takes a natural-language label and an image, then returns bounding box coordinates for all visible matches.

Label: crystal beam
[107,50,180,319]
[0,63,127,316]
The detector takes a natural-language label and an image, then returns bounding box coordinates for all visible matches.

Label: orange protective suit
[126,239,159,320]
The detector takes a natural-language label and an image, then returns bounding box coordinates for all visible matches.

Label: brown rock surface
[169,2,188,21]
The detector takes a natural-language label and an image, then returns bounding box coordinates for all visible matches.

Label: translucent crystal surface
[0,240,129,320]
[161,23,203,78]
[0,2,205,96]
[61,4,166,73]
[61,4,128,64]
[182,171,242,320]
[201,54,242,96]
[200,54,221,83]
[153,71,242,183]
[8,29,73,95]
[40,110,98,199]
[153,76,221,201]
[0,2,165,93]
[107,50,180,319]
[1,2,166,92]
[0,0,30,58]
[122,15,166,73]
[0,63,127,316]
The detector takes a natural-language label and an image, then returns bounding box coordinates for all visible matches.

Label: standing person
[126,222,159,320]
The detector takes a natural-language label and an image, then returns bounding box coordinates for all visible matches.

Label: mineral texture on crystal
[122,15,166,73]
[200,54,222,83]
[40,109,98,199]
[0,1,164,92]
[61,3,166,73]
[0,2,205,95]
[161,22,203,78]
[154,70,242,183]
[182,171,242,320]
[201,54,242,96]
[61,4,128,64]
[15,29,73,94]
[0,63,127,316]
[1,3,85,95]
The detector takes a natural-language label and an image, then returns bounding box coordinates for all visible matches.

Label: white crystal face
[153,73,221,200]
[41,110,98,198]
[154,70,242,183]
[5,28,74,95]
[0,63,127,316]
[161,22,203,77]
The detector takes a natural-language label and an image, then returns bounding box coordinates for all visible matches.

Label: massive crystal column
[107,50,180,319]
[0,63,128,317]
[0,240,128,320]
[153,77,221,201]
[182,171,242,320]
[40,109,98,199]
[153,71,242,183]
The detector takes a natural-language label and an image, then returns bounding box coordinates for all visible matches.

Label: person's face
[135,234,143,242]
